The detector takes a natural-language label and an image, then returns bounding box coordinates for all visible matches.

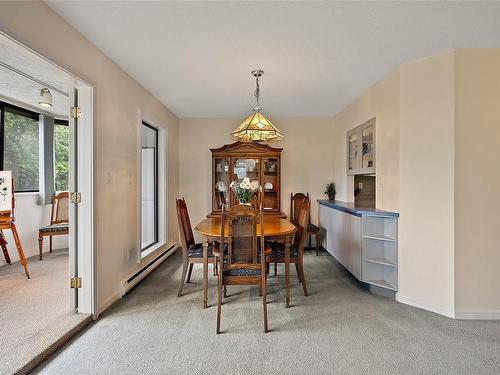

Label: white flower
[250,180,259,191]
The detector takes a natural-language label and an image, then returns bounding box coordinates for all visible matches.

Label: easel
[0,177,30,278]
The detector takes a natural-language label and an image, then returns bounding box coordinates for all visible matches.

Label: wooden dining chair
[268,197,310,296]
[290,192,308,225]
[216,204,270,333]
[267,192,309,275]
[38,192,69,260]
[291,192,322,256]
[176,198,216,297]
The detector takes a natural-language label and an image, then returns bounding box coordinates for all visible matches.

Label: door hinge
[71,106,81,119]
[70,192,81,204]
[70,277,82,289]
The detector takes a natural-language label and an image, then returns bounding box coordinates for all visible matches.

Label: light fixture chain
[254,75,260,108]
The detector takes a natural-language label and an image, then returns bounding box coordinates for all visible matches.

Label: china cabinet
[209,141,284,217]
[347,118,376,175]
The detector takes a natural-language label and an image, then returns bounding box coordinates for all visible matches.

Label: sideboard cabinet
[209,141,283,217]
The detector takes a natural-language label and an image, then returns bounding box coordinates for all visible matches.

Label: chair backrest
[176,198,195,251]
[290,192,309,225]
[51,192,69,224]
[220,204,264,269]
[294,198,310,256]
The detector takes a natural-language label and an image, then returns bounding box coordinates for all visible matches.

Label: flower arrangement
[230,178,260,204]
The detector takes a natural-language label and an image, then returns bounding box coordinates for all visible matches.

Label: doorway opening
[0,32,94,373]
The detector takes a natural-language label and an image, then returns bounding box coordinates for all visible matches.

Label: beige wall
[330,53,457,316]
[454,49,500,316]
[178,118,334,241]
[0,1,179,314]
[399,51,456,316]
[331,69,400,211]
[331,49,500,318]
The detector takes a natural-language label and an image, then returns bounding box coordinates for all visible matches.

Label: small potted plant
[324,182,336,201]
[230,178,260,204]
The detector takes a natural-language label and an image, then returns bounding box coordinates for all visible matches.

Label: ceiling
[46,1,500,118]
[0,33,74,117]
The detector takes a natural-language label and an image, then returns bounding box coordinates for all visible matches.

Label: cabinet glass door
[233,158,260,183]
[214,158,229,210]
[348,132,358,174]
[233,158,260,205]
[361,125,375,172]
[263,158,279,211]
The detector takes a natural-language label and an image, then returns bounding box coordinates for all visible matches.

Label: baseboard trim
[119,243,178,297]
[454,310,500,320]
[396,294,455,318]
[99,290,120,316]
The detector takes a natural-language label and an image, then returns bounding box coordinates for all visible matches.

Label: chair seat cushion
[266,242,298,258]
[188,243,214,258]
[307,223,320,232]
[223,267,261,277]
[39,224,69,233]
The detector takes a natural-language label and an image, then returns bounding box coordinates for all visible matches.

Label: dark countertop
[318,199,399,218]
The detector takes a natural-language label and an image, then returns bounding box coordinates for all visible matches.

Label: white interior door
[68,88,78,311]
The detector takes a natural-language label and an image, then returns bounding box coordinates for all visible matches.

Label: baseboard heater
[119,243,178,297]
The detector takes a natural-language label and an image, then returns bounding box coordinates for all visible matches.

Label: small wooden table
[195,217,297,308]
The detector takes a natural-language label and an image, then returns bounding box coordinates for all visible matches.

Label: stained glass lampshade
[232,111,284,142]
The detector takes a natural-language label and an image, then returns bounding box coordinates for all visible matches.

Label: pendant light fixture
[231,69,284,142]
[38,88,53,108]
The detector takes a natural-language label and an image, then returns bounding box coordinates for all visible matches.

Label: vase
[328,195,335,201]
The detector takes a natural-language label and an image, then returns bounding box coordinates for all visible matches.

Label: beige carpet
[0,249,90,374]
[35,249,500,375]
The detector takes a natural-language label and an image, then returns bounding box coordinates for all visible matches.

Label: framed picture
[0,171,13,212]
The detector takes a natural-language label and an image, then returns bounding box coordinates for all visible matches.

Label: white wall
[0,1,179,314]
[454,49,500,317]
[398,51,456,317]
[0,193,67,265]
[178,118,334,241]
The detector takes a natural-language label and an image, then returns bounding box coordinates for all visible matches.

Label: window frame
[0,101,41,193]
[141,120,159,253]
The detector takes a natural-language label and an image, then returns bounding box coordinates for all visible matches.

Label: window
[141,121,158,251]
[54,120,69,191]
[1,103,40,192]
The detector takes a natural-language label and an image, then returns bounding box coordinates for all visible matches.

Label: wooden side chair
[290,192,308,225]
[0,177,30,278]
[38,192,69,260]
[291,192,322,256]
[176,198,216,297]
[268,197,310,296]
[216,204,270,333]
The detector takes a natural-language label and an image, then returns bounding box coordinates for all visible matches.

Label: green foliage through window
[4,109,39,192]
[55,123,69,191]
[1,103,70,193]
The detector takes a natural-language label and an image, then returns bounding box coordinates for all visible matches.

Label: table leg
[203,239,209,309]
[285,234,291,308]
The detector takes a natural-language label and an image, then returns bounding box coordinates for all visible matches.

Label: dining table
[195,216,297,309]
